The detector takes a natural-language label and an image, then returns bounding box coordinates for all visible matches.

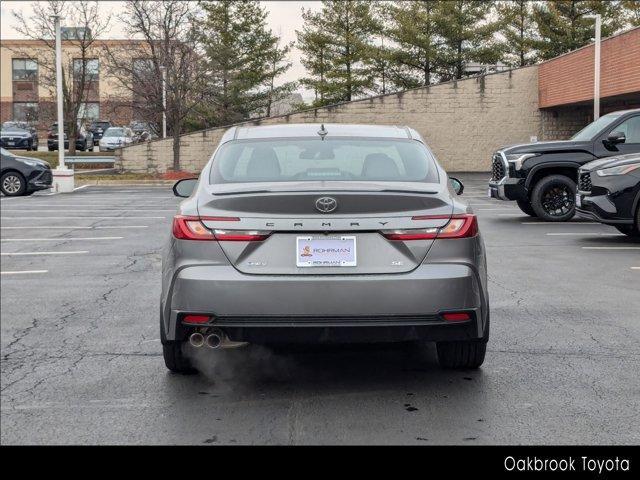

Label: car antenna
[317,124,328,141]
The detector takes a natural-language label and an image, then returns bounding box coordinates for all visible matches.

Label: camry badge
[315,197,338,213]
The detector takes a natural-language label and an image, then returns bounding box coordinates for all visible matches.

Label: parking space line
[1,270,48,275]
[2,209,175,212]
[581,247,640,250]
[73,185,90,191]
[1,251,88,256]
[0,226,148,230]
[1,216,167,219]
[546,232,624,236]
[631,267,640,270]
[1,237,123,242]
[521,222,601,225]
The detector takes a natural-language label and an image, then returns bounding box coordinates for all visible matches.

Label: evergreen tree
[197,0,291,125]
[297,0,381,104]
[497,0,539,67]
[296,8,332,106]
[381,0,445,88]
[435,0,504,80]
[263,38,296,117]
[533,0,625,60]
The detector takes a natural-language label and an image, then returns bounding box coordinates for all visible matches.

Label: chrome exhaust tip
[189,332,205,348]
[205,331,223,349]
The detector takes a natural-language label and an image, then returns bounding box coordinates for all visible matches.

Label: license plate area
[296,236,357,268]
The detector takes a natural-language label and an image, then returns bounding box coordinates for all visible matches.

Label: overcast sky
[0,1,322,100]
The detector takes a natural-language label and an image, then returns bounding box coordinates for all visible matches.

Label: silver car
[161,124,489,373]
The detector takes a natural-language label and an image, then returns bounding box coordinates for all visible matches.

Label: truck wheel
[516,199,537,217]
[531,175,576,222]
[436,340,486,369]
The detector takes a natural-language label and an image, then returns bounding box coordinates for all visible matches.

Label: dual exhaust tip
[189,329,224,349]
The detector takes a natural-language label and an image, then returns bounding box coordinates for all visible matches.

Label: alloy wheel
[541,185,573,217]
[2,174,23,194]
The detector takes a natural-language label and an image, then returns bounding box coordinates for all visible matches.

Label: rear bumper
[163,263,488,343]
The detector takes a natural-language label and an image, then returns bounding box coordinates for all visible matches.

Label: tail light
[441,312,471,322]
[382,214,478,240]
[182,314,211,324]
[172,215,270,242]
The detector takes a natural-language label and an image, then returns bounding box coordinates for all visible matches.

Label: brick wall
[117,66,542,173]
[539,27,640,109]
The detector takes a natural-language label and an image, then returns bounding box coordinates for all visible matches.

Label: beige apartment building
[0,38,150,136]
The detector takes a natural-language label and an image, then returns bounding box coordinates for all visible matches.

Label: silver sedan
[161,124,489,374]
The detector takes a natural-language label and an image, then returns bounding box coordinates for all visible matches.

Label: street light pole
[593,14,602,120]
[51,14,74,193]
[54,15,65,169]
[160,66,167,139]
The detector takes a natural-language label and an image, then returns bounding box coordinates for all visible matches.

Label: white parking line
[479,208,519,211]
[73,185,90,191]
[546,233,625,236]
[582,247,640,250]
[0,225,148,230]
[1,236,123,242]
[1,270,48,275]
[1,216,167,219]
[631,267,640,270]
[522,222,601,225]
[1,251,88,256]
[2,209,174,212]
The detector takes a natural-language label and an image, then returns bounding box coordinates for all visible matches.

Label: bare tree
[11,1,111,154]
[104,1,208,171]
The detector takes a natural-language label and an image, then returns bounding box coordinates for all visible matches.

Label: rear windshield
[104,128,125,137]
[209,138,439,184]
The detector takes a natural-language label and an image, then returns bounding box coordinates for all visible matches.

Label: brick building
[108,26,636,173]
[0,38,149,137]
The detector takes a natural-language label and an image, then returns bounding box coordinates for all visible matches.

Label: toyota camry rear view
[161,124,489,373]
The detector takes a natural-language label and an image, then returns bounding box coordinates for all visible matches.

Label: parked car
[576,153,640,237]
[47,123,94,151]
[98,127,134,151]
[489,108,640,221]
[161,123,489,374]
[88,120,112,145]
[0,147,52,196]
[1,122,39,151]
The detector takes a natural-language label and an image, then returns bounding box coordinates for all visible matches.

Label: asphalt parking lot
[1,175,639,445]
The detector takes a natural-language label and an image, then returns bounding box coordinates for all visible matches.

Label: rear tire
[162,342,197,374]
[160,312,197,374]
[516,199,537,217]
[436,340,486,369]
[530,175,576,222]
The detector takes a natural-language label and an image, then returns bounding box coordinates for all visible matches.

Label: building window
[13,102,38,122]
[73,59,99,81]
[12,59,38,81]
[78,102,100,121]
[133,58,155,80]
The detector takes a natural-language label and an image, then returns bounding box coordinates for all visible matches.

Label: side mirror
[173,178,198,198]
[449,177,464,195]
[607,131,626,145]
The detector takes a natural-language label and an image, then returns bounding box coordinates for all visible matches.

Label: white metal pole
[160,66,167,139]
[54,15,66,169]
[593,14,601,120]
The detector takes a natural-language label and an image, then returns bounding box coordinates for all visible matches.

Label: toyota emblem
[315,197,338,213]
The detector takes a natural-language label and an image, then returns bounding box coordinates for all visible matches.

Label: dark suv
[88,120,112,146]
[488,108,640,221]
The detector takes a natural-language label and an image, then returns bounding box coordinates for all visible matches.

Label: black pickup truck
[488,108,640,221]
